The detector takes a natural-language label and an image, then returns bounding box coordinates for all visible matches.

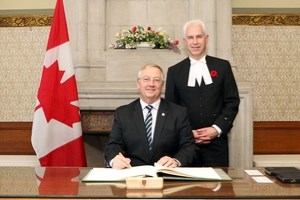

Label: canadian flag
[31,0,87,167]
[35,167,80,195]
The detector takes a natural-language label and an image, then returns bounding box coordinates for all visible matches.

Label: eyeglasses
[138,76,164,84]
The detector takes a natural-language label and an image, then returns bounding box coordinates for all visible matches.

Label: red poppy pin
[210,70,218,78]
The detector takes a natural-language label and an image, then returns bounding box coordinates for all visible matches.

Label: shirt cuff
[212,124,222,137]
[109,159,114,168]
[173,158,181,167]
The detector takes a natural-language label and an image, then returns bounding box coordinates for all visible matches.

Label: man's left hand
[157,156,179,168]
[193,127,218,144]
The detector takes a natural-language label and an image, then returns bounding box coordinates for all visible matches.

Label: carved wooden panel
[253,121,300,154]
[0,122,35,155]
[81,110,114,134]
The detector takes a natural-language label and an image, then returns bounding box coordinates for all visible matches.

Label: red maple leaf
[36,60,80,127]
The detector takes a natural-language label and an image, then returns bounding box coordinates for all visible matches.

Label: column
[65,0,89,81]
[216,0,233,61]
[86,0,107,81]
[188,0,217,56]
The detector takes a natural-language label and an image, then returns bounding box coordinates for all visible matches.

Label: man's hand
[157,156,179,168]
[111,153,131,169]
[192,127,218,144]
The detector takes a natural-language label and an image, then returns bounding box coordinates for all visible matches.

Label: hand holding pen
[112,152,132,169]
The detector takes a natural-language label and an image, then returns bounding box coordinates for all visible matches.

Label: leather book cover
[276,171,300,183]
[264,167,299,176]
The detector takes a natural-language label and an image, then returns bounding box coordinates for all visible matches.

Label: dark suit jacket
[104,98,196,167]
[165,56,240,166]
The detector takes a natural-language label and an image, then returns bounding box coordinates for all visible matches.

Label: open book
[82,163,231,182]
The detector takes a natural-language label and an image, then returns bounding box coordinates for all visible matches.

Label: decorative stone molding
[0,15,52,27]
[2,14,300,27]
[233,14,300,26]
[81,110,114,134]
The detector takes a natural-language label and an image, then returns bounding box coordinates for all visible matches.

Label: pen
[119,152,132,168]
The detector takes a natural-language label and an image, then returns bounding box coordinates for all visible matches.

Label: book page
[154,163,221,180]
[82,165,157,182]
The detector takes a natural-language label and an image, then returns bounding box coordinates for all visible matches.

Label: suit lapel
[182,58,191,84]
[205,55,215,71]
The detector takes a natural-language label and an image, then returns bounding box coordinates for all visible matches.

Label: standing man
[104,63,196,169]
[165,19,240,167]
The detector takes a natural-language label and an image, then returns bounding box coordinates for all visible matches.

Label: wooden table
[0,166,299,199]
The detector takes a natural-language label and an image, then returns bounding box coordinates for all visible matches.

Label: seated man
[104,63,196,169]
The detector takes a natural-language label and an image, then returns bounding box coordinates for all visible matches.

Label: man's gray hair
[183,19,207,38]
[137,63,165,81]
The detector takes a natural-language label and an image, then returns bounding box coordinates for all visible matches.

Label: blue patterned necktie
[145,105,153,151]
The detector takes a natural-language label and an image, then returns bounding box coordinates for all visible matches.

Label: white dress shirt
[140,99,160,141]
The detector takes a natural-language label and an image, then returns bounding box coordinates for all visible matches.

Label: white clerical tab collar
[188,55,212,87]
[189,56,206,64]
